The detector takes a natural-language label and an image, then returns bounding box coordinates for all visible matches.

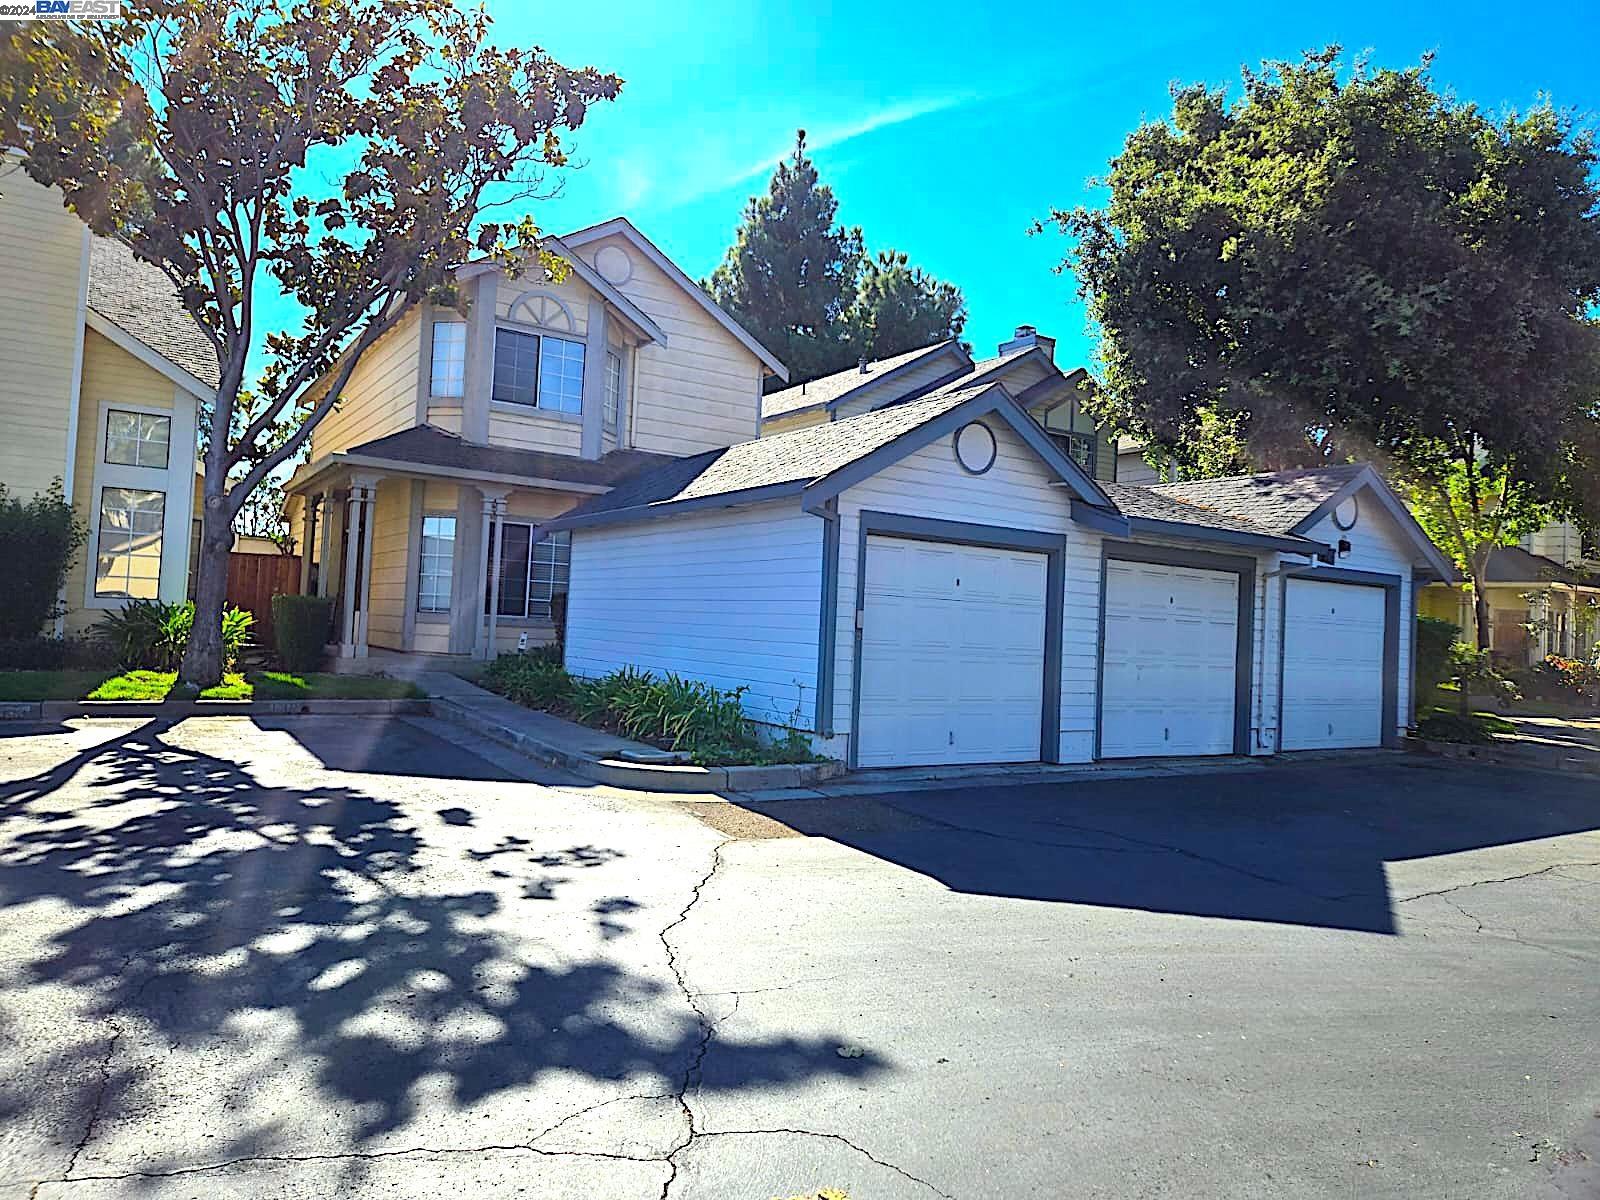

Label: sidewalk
[420,672,845,793]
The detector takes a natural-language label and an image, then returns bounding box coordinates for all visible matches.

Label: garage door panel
[1100,560,1239,759]
[857,536,1047,768]
[1281,578,1386,750]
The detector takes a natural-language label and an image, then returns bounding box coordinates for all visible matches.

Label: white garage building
[547,380,1454,769]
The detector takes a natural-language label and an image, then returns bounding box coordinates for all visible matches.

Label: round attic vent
[595,244,633,285]
[1333,496,1359,531]
[954,420,997,475]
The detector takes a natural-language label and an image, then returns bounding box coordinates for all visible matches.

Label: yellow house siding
[364,478,412,651]
[761,409,828,436]
[63,329,198,634]
[309,309,423,458]
[582,234,763,455]
[0,162,86,500]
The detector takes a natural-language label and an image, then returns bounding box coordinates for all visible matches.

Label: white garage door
[1281,578,1386,750]
[1100,560,1239,758]
[856,535,1047,768]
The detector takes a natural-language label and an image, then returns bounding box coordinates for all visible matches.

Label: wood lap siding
[564,504,824,728]
[0,164,84,500]
[584,235,765,456]
[309,309,422,458]
[363,479,413,651]
[830,355,963,422]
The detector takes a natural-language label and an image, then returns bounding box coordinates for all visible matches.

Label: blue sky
[266,0,1599,377]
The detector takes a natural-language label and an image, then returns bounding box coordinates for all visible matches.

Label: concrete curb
[1,698,432,721]
[1409,735,1600,775]
[427,696,846,794]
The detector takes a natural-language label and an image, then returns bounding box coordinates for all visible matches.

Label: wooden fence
[226,552,301,649]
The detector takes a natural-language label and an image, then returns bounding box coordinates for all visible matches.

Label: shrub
[0,479,86,639]
[271,595,333,673]
[1527,654,1598,701]
[481,655,825,766]
[1415,616,1458,704]
[95,600,253,670]
[1416,710,1498,745]
[0,634,115,670]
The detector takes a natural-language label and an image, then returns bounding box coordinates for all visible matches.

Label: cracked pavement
[0,717,1597,1198]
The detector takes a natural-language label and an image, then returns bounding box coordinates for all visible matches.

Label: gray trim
[448,486,479,655]
[820,342,971,412]
[542,480,806,533]
[1127,516,1332,557]
[1276,565,1404,750]
[869,362,978,413]
[803,385,1114,510]
[1095,540,1258,759]
[1289,467,1457,582]
[1069,499,1131,537]
[813,499,840,736]
[1012,372,1075,411]
[400,480,424,650]
[952,420,997,475]
[1409,571,1420,728]
[848,510,1066,770]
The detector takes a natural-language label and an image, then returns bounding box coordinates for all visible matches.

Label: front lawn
[1415,705,1516,745]
[0,669,422,703]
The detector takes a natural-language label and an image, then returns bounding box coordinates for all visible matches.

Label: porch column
[298,494,318,593]
[473,486,511,660]
[339,475,381,658]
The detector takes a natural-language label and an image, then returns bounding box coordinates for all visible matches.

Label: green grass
[1420,704,1515,733]
[0,669,421,703]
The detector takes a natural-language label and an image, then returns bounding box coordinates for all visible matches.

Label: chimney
[999,323,1055,361]
[858,355,869,374]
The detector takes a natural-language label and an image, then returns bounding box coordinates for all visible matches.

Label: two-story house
[758,324,1118,486]
[282,217,787,660]
[0,157,218,636]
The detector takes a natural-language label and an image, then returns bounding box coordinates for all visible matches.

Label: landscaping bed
[0,669,421,703]
[1414,705,1517,745]
[481,651,828,768]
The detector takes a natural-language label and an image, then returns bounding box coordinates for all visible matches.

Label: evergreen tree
[707,131,863,386]
[708,131,967,386]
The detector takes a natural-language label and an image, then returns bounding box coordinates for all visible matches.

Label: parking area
[0,715,1595,1199]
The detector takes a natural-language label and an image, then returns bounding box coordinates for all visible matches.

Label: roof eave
[559,217,790,381]
[285,447,613,497]
[456,241,667,346]
[821,341,973,413]
[541,480,808,533]
[84,308,217,400]
[1289,465,1457,581]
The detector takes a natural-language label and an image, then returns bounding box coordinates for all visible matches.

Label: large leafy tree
[1046,48,1600,648]
[708,130,965,387]
[2,0,619,685]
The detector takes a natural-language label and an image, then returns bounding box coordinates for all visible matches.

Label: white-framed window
[430,321,466,398]
[95,486,165,599]
[603,350,621,429]
[492,328,585,413]
[417,514,456,612]
[485,522,570,618]
[105,409,171,469]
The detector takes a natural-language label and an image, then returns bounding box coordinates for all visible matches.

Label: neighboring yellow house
[282,217,788,660]
[758,325,1118,485]
[1418,530,1600,664]
[0,157,218,635]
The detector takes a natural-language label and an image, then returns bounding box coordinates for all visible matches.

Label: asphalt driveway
[0,717,1595,1199]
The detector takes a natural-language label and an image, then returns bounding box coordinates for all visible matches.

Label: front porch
[284,425,670,663]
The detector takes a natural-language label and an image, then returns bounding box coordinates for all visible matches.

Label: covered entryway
[1281,577,1387,750]
[1099,555,1243,758]
[855,534,1049,768]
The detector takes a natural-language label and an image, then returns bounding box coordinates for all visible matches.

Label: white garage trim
[1095,541,1257,758]
[1276,565,1402,750]
[848,510,1066,769]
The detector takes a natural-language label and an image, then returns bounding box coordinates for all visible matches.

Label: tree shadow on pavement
[0,720,880,1173]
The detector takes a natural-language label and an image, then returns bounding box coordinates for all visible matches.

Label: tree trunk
[1472,574,1492,654]
[178,495,233,690]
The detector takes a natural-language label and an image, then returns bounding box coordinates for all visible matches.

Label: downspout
[56,226,91,636]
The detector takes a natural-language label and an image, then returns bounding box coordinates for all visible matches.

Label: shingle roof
[1101,481,1318,542]
[761,341,962,420]
[341,424,674,487]
[964,343,1040,381]
[555,380,999,523]
[1149,464,1365,535]
[1482,546,1592,586]
[87,236,220,390]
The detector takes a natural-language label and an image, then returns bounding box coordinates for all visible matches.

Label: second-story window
[105,409,171,469]
[430,321,466,397]
[492,328,585,414]
[603,351,621,429]
[1050,430,1096,477]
